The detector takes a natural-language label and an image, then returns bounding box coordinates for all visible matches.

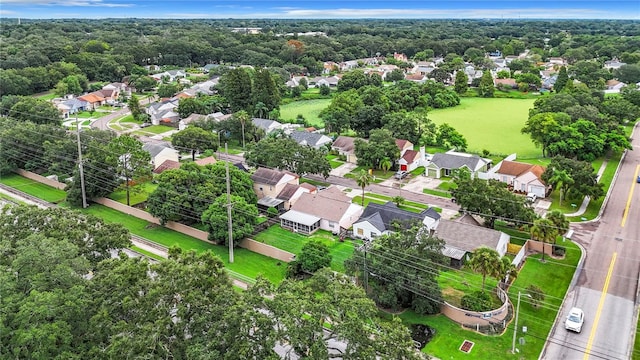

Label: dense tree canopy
[244,137,331,178]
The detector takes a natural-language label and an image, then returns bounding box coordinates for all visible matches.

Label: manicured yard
[0,174,66,203]
[398,239,581,359]
[108,181,158,206]
[81,204,287,283]
[428,97,540,159]
[252,226,357,272]
[279,99,331,128]
[135,124,175,135]
[326,154,345,169]
[438,267,501,307]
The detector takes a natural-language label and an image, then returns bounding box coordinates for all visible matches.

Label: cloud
[0,10,17,15]
[2,0,133,7]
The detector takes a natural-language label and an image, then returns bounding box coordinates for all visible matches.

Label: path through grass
[429,97,539,158]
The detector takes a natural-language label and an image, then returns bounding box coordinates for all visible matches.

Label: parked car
[395,171,408,180]
[140,122,152,128]
[565,307,584,333]
[526,193,537,203]
[637,175,640,183]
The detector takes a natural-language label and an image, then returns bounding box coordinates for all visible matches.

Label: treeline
[1,19,639,96]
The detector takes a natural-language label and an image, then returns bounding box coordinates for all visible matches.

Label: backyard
[279,99,331,128]
[428,97,539,159]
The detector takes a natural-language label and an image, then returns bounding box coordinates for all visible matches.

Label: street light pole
[512,291,532,353]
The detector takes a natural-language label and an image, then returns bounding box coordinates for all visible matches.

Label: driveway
[330,162,357,177]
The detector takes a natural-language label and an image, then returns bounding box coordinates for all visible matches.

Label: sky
[1,0,639,20]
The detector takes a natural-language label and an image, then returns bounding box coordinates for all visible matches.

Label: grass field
[279,99,331,128]
[252,226,356,272]
[429,97,540,159]
[0,174,66,203]
[108,182,158,206]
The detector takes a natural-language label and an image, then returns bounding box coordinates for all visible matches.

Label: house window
[329,222,335,228]
[521,184,526,191]
[502,176,507,182]
[357,228,364,235]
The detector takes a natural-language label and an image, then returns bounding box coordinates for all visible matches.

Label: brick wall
[15,169,66,190]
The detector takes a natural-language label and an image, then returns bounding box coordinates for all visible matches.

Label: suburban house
[252,118,283,135]
[153,159,181,174]
[275,182,317,210]
[194,156,217,166]
[279,186,363,235]
[426,150,492,179]
[290,131,333,149]
[352,202,441,241]
[57,98,88,118]
[604,59,626,70]
[78,93,106,110]
[405,73,427,83]
[151,69,187,82]
[494,78,518,89]
[142,142,180,170]
[489,156,548,198]
[332,136,359,163]
[434,218,510,268]
[605,79,626,93]
[251,167,300,212]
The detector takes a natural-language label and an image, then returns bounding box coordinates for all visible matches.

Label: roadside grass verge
[130,246,164,260]
[398,239,580,359]
[252,226,357,272]
[81,203,287,283]
[428,98,539,158]
[279,99,331,128]
[0,174,66,203]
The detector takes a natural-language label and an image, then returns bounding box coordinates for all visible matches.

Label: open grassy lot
[428,97,539,159]
[0,174,66,203]
[252,226,357,272]
[81,204,287,283]
[35,92,57,100]
[135,124,175,135]
[279,99,331,128]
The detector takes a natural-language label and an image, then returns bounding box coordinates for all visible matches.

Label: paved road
[90,107,130,131]
[542,123,640,360]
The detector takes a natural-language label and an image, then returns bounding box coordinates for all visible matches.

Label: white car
[565,307,584,333]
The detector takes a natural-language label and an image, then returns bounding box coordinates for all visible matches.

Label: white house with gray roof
[352,202,441,241]
[426,150,492,179]
[289,131,333,149]
[142,142,180,169]
[434,219,510,267]
[252,118,282,134]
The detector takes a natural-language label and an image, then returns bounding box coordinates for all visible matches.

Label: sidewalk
[563,159,608,217]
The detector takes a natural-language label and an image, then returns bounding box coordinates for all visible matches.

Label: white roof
[279,210,321,226]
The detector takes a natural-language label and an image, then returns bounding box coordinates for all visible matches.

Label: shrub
[552,245,566,257]
[461,290,493,312]
[266,207,279,218]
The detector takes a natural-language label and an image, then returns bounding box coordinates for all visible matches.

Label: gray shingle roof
[252,118,281,132]
[289,131,330,147]
[251,167,287,186]
[430,152,489,172]
[142,143,174,158]
[355,202,427,232]
[434,219,504,253]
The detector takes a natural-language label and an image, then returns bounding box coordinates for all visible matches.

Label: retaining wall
[442,286,510,327]
[241,239,295,263]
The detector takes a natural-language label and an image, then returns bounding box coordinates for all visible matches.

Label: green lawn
[36,92,57,100]
[0,174,66,203]
[136,125,175,135]
[279,99,331,128]
[118,114,136,123]
[326,154,345,169]
[108,182,158,206]
[252,226,357,272]
[428,97,540,159]
[81,204,287,283]
[399,240,581,359]
[438,267,501,307]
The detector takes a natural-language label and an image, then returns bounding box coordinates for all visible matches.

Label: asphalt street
[542,123,640,360]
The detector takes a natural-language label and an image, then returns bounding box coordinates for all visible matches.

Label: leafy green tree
[201,194,258,245]
[287,241,332,278]
[252,68,280,113]
[319,88,363,134]
[354,128,399,171]
[530,218,558,262]
[130,75,157,92]
[385,68,405,82]
[521,112,566,157]
[468,247,502,293]
[542,156,604,202]
[546,210,570,238]
[54,74,88,96]
[554,66,569,92]
[0,119,67,174]
[345,224,447,315]
[107,135,152,206]
[478,70,495,97]
[383,111,420,144]
[548,169,573,205]
[9,97,61,125]
[452,177,536,229]
[318,84,330,95]
[172,126,218,161]
[127,93,142,121]
[615,64,640,85]
[337,69,370,91]
[220,67,253,112]
[177,97,207,118]
[436,123,467,151]
[454,70,468,94]
[156,83,181,98]
[147,162,256,225]
[270,269,423,359]
[244,137,331,178]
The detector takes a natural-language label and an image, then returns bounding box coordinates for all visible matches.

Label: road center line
[621,164,640,227]
[583,252,617,360]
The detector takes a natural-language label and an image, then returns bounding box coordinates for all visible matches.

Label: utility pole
[363,242,369,294]
[225,143,234,263]
[76,116,88,208]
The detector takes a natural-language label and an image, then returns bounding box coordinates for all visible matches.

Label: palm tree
[530,218,559,262]
[467,247,501,293]
[356,169,373,206]
[497,256,518,288]
[546,210,570,239]
[233,110,250,149]
[392,195,405,207]
[380,158,392,174]
[549,169,573,206]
